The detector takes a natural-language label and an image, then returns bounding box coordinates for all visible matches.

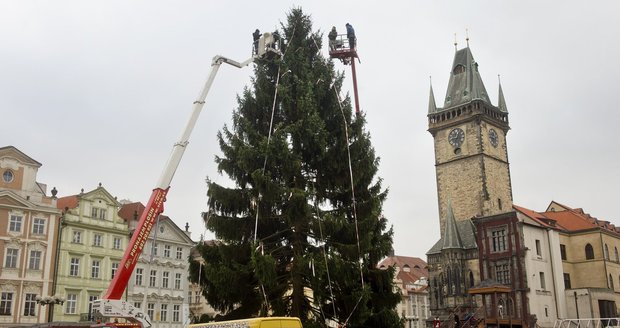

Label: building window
[535,239,541,256]
[29,250,42,270]
[88,296,98,319]
[615,247,619,262]
[564,273,571,289]
[173,304,180,322]
[5,248,19,268]
[113,237,122,250]
[195,293,200,304]
[72,230,82,244]
[135,268,143,285]
[164,245,171,258]
[147,303,155,320]
[162,271,169,288]
[2,170,14,183]
[91,207,107,220]
[9,215,22,232]
[111,262,119,279]
[93,234,103,247]
[176,247,183,260]
[24,293,36,316]
[495,264,510,284]
[66,294,77,314]
[491,228,507,252]
[149,270,157,287]
[69,258,80,276]
[175,273,182,289]
[560,244,567,261]
[133,302,141,310]
[32,218,45,234]
[539,272,546,290]
[151,243,158,256]
[188,291,192,305]
[91,260,100,278]
[160,304,168,321]
[610,274,615,290]
[0,292,13,315]
[585,244,594,260]
[605,244,610,260]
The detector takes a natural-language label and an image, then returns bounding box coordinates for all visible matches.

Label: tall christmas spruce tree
[188,8,401,327]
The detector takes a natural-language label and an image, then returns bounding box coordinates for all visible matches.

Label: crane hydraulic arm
[92,33,280,328]
[103,53,256,300]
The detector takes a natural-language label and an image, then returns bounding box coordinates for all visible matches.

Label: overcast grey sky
[2,1,619,259]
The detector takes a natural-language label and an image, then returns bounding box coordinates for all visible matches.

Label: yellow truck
[189,317,302,328]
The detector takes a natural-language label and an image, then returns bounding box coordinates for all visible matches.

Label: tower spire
[443,46,491,108]
[498,74,508,112]
[442,200,463,249]
[428,76,437,114]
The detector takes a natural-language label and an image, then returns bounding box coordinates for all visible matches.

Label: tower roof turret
[443,47,491,109]
[442,201,463,250]
[428,82,437,114]
[498,78,508,113]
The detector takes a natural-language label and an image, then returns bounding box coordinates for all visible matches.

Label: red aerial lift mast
[328,31,361,114]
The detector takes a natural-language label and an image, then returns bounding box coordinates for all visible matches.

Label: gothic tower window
[585,244,594,260]
[469,271,474,288]
[455,268,461,295]
[609,274,614,290]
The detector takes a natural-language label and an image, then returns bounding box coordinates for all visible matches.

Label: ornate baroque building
[0,146,62,326]
[120,202,195,328]
[54,185,128,322]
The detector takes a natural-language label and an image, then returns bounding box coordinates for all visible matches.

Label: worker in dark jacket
[253,29,260,54]
[328,26,338,51]
[345,23,355,48]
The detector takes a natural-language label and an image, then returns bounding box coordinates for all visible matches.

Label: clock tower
[428,46,513,234]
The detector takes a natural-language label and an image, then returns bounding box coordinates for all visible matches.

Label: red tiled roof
[378,255,428,284]
[515,201,616,235]
[57,195,78,210]
[118,202,146,221]
[544,210,597,232]
[513,205,559,229]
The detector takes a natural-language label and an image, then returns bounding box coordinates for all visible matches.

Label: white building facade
[121,203,195,328]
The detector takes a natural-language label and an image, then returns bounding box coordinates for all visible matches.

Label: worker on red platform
[345,23,356,48]
[328,26,338,51]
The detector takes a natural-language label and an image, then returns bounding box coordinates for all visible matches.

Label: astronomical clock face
[448,128,465,148]
[489,129,499,148]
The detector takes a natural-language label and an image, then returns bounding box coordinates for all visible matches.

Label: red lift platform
[329,34,361,115]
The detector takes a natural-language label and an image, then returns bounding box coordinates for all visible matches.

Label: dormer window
[453,64,465,75]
